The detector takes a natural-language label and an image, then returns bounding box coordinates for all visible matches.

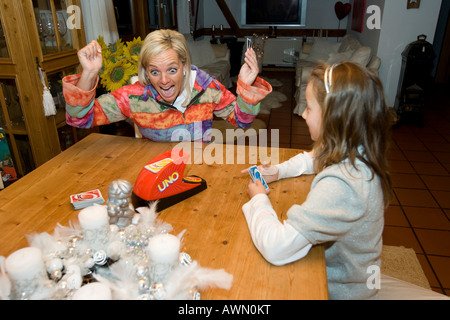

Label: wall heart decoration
[335,1,352,20]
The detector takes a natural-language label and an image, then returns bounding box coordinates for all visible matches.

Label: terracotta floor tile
[403,207,450,230]
[442,162,450,172]
[269,131,290,145]
[269,112,291,122]
[402,150,438,162]
[391,173,426,189]
[432,151,450,164]
[390,192,399,206]
[445,209,450,220]
[415,229,450,256]
[394,188,439,208]
[416,254,440,288]
[430,190,450,209]
[427,256,450,289]
[424,141,450,153]
[382,226,423,254]
[416,133,448,144]
[291,134,313,146]
[271,127,290,138]
[268,118,290,128]
[384,205,409,227]
[394,137,428,151]
[389,160,416,174]
[421,175,450,191]
[387,148,406,161]
[291,125,310,136]
[411,161,449,175]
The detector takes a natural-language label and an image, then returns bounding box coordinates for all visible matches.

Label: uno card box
[132,149,207,211]
[70,189,105,210]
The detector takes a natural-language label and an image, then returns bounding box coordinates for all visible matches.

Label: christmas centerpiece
[0,179,231,300]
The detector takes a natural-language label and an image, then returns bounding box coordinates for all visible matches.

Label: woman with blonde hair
[63,29,272,142]
[243,62,393,299]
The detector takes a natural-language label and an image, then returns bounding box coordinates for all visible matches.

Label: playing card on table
[248,165,269,191]
[70,189,105,209]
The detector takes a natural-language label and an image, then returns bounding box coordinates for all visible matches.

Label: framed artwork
[351,0,366,33]
[407,0,421,9]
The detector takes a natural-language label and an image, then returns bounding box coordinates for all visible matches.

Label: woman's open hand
[238,47,259,86]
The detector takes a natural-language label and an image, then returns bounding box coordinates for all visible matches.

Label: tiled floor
[259,69,450,296]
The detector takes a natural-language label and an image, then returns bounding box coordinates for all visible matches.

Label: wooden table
[0,133,328,300]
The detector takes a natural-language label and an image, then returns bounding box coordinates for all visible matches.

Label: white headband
[324,63,339,94]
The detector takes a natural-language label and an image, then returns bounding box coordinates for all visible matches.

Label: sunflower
[124,37,143,59]
[97,35,108,52]
[109,39,125,56]
[96,36,141,91]
[101,59,135,91]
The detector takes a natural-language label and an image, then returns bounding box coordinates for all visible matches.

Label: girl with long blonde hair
[243,62,393,299]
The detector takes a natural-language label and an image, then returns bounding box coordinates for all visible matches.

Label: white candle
[5,247,46,298]
[148,234,180,283]
[78,205,110,252]
[72,282,112,300]
[148,234,180,264]
[5,247,44,282]
[79,205,109,229]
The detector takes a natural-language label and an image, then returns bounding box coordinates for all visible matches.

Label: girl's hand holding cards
[241,162,279,184]
[247,179,268,198]
[247,165,270,197]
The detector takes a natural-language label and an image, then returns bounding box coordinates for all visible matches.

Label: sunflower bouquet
[97,36,143,92]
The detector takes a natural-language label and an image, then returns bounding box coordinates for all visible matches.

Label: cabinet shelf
[3,126,28,136]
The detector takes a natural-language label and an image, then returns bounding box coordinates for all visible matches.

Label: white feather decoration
[164,261,233,300]
[26,232,65,257]
[135,203,158,227]
[53,221,83,240]
[94,259,139,300]
[0,256,11,300]
[135,203,173,234]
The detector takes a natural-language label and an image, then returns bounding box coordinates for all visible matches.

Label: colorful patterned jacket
[62,66,272,142]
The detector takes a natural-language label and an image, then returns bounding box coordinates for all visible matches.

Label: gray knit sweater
[281,156,384,300]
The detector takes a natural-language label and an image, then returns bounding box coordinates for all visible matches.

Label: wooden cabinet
[0,0,87,177]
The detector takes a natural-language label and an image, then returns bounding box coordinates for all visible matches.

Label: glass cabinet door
[0,78,35,176]
[0,0,86,180]
[0,14,8,58]
[32,0,74,54]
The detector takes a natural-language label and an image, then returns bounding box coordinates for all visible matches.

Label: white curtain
[80,0,119,44]
[177,0,191,35]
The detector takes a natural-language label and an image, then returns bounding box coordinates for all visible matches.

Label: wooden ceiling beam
[215,0,243,37]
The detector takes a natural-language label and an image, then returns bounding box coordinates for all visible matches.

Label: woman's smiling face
[145,48,186,103]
